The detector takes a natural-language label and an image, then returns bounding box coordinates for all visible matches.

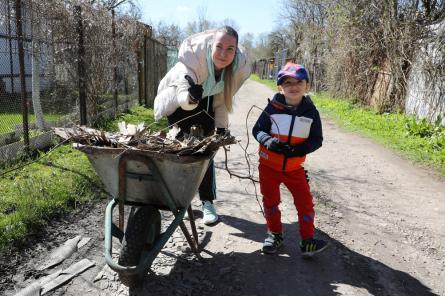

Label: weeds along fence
[0,0,168,165]
[254,37,444,125]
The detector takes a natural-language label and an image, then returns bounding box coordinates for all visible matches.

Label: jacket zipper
[282,113,296,171]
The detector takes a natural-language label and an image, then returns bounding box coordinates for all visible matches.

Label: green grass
[95,105,168,132]
[0,113,63,134]
[250,74,278,90]
[0,145,101,252]
[0,105,166,253]
[251,74,445,176]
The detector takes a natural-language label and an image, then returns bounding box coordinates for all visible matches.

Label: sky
[137,0,280,38]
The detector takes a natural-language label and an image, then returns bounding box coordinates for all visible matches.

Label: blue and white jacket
[252,93,323,172]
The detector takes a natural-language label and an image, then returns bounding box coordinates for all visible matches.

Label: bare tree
[325,0,445,111]
[252,32,275,60]
[219,18,240,31]
[240,32,254,55]
[275,0,444,113]
[26,0,146,120]
[153,21,184,49]
[267,30,289,54]
[279,0,329,91]
[184,4,216,35]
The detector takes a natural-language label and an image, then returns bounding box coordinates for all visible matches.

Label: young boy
[252,62,328,258]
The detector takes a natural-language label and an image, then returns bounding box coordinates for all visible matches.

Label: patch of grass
[0,105,166,253]
[250,74,278,90]
[95,105,168,132]
[0,145,101,252]
[251,75,445,176]
[0,113,62,134]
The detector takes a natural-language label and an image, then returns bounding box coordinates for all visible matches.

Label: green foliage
[94,105,168,132]
[0,145,102,252]
[404,116,445,153]
[313,93,445,172]
[405,116,444,137]
[250,74,277,90]
[0,113,62,134]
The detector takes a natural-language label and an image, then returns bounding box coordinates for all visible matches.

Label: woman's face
[211,32,237,71]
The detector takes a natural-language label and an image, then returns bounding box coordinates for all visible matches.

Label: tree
[252,32,274,60]
[219,18,240,31]
[153,21,184,49]
[240,32,254,57]
[280,0,329,91]
[267,29,289,54]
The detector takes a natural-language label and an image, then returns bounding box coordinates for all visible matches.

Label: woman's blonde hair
[215,26,238,112]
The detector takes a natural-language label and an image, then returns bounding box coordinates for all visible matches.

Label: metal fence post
[7,0,15,93]
[112,9,118,115]
[74,5,87,125]
[143,35,148,107]
[14,0,29,152]
[137,46,143,105]
[148,39,154,107]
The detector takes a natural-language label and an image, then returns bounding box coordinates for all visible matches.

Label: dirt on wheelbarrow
[2,79,445,296]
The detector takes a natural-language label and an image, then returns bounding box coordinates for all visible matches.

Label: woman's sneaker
[300,238,328,258]
[262,232,283,254]
[202,201,218,225]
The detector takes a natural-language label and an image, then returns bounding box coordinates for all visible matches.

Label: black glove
[184,75,203,104]
[283,143,307,157]
[262,137,287,153]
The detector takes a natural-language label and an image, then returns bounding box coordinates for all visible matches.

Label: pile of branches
[53,122,237,156]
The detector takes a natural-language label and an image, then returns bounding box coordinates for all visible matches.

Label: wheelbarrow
[75,144,214,287]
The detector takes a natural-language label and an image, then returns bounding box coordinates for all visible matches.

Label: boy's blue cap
[277,63,309,85]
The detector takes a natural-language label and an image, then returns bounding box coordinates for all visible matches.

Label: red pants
[259,164,315,240]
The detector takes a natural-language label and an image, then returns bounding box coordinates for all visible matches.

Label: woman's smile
[212,32,237,71]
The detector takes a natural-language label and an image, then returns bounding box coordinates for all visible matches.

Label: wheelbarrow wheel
[118,205,161,287]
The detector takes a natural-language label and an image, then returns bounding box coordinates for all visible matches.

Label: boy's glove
[283,143,307,157]
[184,75,203,104]
[257,132,290,153]
[261,136,286,153]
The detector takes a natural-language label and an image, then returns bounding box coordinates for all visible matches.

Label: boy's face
[279,77,309,104]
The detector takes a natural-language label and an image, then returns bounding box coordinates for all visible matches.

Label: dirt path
[2,79,445,296]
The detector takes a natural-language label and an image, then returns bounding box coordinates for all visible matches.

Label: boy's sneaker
[300,238,328,258]
[202,201,218,225]
[262,232,283,254]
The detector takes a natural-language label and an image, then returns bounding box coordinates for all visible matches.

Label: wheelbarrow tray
[75,144,214,209]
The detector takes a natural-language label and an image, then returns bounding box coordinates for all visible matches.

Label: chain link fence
[0,0,167,166]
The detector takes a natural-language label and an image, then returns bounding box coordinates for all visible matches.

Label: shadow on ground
[127,215,437,296]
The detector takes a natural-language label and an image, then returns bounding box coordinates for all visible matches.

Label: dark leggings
[167,96,216,202]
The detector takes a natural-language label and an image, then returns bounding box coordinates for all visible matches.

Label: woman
[154,26,251,225]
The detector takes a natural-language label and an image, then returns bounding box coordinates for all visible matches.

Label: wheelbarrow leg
[187,205,200,250]
[118,200,125,231]
[179,221,202,259]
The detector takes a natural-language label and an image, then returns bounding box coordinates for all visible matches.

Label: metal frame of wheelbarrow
[104,153,202,275]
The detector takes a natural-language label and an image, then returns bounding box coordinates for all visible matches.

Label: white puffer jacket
[153,30,251,128]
